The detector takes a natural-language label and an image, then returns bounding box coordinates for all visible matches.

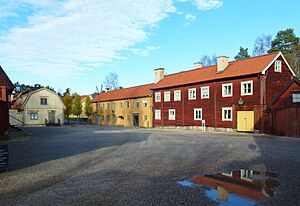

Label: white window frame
[168,109,176,120]
[135,100,139,108]
[112,102,116,109]
[188,88,197,100]
[222,83,233,97]
[119,101,123,108]
[30,113,38,120]
[222,107,232,121]
[155,92,161,102]
[142,100,148,108]
[164,91,171,102]
[241,80,253,96]
[155,110,161,120]
[194,108,203,120]
[275,60,282,72]
[292,93,300,103]
[201,86,210,99]
[125,101,130,108]
[174,90,181,101]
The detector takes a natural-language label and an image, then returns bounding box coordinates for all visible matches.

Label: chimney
[194,62,203,69]
[217,56,229,72]
[155,68,165,83]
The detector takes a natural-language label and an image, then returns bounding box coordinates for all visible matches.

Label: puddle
[177,170,279,206]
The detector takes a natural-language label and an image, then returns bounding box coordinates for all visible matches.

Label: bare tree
[103,72,119,91]
[253,35,272,56]
[199,54,217,67]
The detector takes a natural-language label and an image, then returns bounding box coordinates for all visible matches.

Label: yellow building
[91,83,154,128]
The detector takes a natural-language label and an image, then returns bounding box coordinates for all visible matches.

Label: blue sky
[0,0,299,95]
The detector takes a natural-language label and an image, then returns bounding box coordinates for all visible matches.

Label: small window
[194,108,203,120]
[30,113,38,120]
[142,100,148,108]
[241,80,253,96]
[164,91,170,102]
[174,90,181,101]
[292,93,300,103]
[188,88,196,100]
[275,60,282,72]
[107,103,110,109]
[168,109,176,120]
[155,92,161,102]
[125,101,130,108]
[201,86,209,99]
[40,98,47,105]
[101,103,104,109]
[112,102,116,109]
[222,107,232,121]
[155,110,161,120]
[119,102,123,108]
[135,100,139,108]
[222,83,233,97]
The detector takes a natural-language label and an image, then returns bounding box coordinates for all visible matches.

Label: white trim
[188,88,197,100]
[174,90,181,101]
[194,108,203,120]
[155,92,161,102]
[274,60,282,72]
[222,107,232,121]
[201,86,210,99]
[222,83,233,97]
[168,109,176,120]
[155,110,161,120]
[261,52,296,76]
[292,93,300,103]
[164,91,171,102]
[241,80,253,96]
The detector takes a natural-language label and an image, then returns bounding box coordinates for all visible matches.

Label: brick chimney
[155,68,165,83]
[194,62,203,69]
[217,56,229,72]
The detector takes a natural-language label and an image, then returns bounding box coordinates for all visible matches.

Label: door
[133,113,139,127]
[237,111,254,132]
[48,110,56,124]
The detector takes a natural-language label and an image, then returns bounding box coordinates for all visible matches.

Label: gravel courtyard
[1,126,300,206]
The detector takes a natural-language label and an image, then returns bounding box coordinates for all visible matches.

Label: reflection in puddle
[177,170,279,206]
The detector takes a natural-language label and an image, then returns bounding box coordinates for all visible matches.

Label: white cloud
[194,0,223,10]
[0,0,175,79]
[185,13,196,21]
[130,45,161,56]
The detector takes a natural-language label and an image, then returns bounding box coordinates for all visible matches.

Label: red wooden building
[268,77,300,137]
[151,52,296,133]
[0,66,14,140]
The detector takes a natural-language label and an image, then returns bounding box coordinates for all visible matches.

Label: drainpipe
[214,81,217,129]
[182,88,185,126]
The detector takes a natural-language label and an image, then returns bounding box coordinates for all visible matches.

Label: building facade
[151,52,295,132]
[10,87,65,126]
[0,66,14,139]
[91,84,153,128]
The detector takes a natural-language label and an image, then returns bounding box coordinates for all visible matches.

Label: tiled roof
[152,52,281,89]
[92,83,154,103]
[0,66,14,90]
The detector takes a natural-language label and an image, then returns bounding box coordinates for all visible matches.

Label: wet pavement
[1,126,300,205]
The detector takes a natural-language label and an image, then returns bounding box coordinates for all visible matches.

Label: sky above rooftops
[0,0,299,94]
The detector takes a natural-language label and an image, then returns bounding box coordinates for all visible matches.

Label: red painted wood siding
[0,87,10,139]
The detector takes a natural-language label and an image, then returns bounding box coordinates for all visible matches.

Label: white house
[10,87,66,126]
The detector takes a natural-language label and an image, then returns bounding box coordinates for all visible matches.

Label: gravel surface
[0,126,300,205]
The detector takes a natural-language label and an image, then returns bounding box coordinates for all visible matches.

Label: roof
[152,52,294,89]
[0,66,14,91]
[92,83,154,103]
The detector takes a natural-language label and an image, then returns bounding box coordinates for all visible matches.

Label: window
[119,102,123,108]
[155,92,161,102]
[201,86,209,99]
[241,80,253,96]
[155,110,161,120]
[125,101,130,108]
[222,83,233,97]
[135,100,139,108]
[30,113,38,120]
[174,90,181,101]
[164,91,170,102]
[107,103,110,109]
[40,98,47,105]
[222,107,232,121]
[168,109,176,120]
[101,103,104,109]
[188,88,196,100]
[112,102,116,109]
[194,108,203,120]
[275,60,282,72]
[142,100,148,108]
[292,93,300,103]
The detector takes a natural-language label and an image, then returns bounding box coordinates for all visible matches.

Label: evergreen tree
[72,94,83,126]
[84,96,93,118]
[63,92,73,125]
[235,47,251,60]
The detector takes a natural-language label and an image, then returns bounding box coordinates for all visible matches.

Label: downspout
[182,89,185,126]
[214,81,217,129]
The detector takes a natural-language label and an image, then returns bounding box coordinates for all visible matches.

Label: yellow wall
[91,96,153,128]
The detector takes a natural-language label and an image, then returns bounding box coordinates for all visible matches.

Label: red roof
[0,66,14,90]
[92,83,154,102]
[152,52,281,89]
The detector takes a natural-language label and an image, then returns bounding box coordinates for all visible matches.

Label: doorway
[237,111,254,132]
[48,110,56,124]
[133,113,139,127]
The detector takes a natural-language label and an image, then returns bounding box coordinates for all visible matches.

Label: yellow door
[237,111,254,132]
